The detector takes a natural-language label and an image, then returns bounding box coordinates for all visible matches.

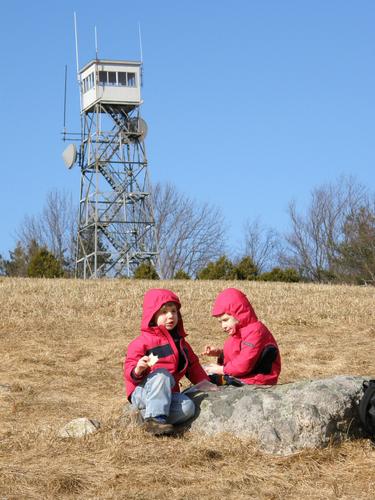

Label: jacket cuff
[131,368,146,381]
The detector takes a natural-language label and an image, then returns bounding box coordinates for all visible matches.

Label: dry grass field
[0,278,374,499]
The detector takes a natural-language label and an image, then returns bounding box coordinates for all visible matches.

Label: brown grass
[0,277,374,499]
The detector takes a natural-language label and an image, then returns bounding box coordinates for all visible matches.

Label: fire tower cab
[79,59,142,112]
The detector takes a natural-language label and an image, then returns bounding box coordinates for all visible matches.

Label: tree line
[1,176,374,285]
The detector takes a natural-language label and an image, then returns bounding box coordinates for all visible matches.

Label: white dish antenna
[62,143,77,169]
[129,117,148,141]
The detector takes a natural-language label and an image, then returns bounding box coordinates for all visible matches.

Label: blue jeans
[131,368,195,425]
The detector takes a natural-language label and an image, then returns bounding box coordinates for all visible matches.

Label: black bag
[358,379,375,441]
[208,374,243,387]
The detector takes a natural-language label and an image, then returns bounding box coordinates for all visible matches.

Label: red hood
[141,288,182,330]
[211,288,258,328]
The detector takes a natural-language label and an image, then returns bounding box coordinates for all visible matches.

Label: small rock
[58,417,101,438]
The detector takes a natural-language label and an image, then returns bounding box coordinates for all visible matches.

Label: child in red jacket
[202,288,281,385]
[124,288,209,435]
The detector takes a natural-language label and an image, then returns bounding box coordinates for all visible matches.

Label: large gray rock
[187,375,369,455]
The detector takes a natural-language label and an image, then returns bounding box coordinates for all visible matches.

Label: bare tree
[242,217,281,272]
[283,176,368,281]
[152,182,226,279]
[334,199,375,284]
[15,184,226,279]
[17,189,77,272]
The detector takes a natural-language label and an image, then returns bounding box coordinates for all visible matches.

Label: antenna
[138,22,143,63]
[95,25,98,59]
[138,22,144,87]
[62,143,77,169]
[74,12,80,77]
[74,12,82,110]
[63,65,68,139]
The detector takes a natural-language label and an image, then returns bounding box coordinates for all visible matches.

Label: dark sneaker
[143,417,175,436]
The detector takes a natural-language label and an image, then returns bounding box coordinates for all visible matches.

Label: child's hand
[201,345,222,357]
[134,356,150,376]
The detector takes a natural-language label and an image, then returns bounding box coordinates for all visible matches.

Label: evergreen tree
[259,267,301,283]
[198,256,236,280]
[173,269,191,279]
[234,256,258,280]
[133,261,159,279]
[4,242,29,276]
[2,240,40,277]
[27,248,64,278]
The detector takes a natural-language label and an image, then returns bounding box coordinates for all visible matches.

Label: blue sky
[1,1,374,258]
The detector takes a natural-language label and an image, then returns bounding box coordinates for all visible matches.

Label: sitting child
[202,288,281,385]
[124,288,209,435]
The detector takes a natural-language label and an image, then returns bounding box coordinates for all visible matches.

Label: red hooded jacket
[124,288,209,400]
[212,288,281,385]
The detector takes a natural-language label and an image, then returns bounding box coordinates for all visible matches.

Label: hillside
[0,278,374,498]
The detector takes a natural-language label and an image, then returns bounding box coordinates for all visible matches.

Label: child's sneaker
[143,416,174,436]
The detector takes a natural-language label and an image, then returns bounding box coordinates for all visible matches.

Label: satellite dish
[128,117,148,141]
[62,143,77,169]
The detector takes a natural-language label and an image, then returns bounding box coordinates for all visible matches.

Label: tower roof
[80,59,142,74]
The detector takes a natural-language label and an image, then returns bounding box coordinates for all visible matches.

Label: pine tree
[2,240,40,277]
[173,270,191,279]
[260,267,300,282]
[198,256,236,280]
[27,248,64,278]
[133,261,159,279]
[234,256,258,280]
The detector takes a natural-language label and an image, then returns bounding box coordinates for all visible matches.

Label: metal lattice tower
[66,59,158,278]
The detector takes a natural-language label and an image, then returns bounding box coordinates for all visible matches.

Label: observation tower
[63,58,158,278]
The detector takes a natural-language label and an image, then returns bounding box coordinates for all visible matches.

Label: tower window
[97,70,137,87]
[127,73,136,87]
[118,72,127,85]
[108,72,116,85]
[99,71,107,83]
[82,72,95,94]
[89,73,94,89]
